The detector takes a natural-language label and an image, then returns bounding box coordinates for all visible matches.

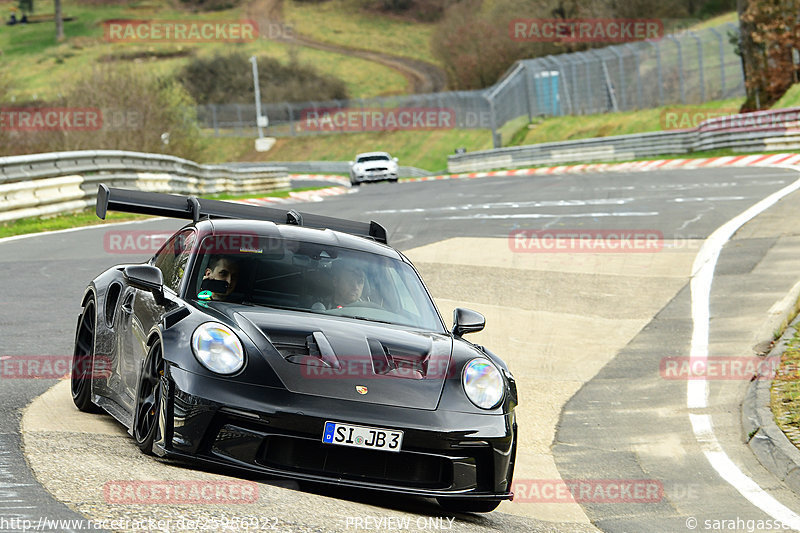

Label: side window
[152,229,196,293]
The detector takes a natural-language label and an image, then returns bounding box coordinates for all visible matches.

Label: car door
[118,229,196,412]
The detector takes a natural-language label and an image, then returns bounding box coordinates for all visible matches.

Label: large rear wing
[96,184,388,244]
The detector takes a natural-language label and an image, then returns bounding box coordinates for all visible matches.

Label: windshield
[357,155,390,163]
[189,235,443,331]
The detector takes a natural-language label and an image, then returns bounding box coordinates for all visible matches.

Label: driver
[313,262,366,309]
[203,256,239,301]
[333,263,366,307]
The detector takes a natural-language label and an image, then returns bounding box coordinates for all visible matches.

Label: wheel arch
[80,286,97,309]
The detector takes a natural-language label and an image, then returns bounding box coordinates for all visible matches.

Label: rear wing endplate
[96,184,388,244]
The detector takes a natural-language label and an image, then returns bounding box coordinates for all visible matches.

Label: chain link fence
[198,23,744,147]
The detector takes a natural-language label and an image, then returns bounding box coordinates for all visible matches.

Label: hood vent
[270,330,339,369]
[367,338,429,380]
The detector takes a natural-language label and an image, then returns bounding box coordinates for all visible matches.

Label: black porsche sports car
[71,185,517,513]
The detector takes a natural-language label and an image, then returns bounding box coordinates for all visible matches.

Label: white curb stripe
[688,164,800,528]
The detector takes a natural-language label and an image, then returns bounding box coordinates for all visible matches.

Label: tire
[351,181,361,187]
[133,342,164,455]
[71,299,100,413]
[436,498,501,513]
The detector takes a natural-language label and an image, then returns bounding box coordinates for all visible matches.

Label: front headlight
[462,358,504,409]
[191,322,245,374]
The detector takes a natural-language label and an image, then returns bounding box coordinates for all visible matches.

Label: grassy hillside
[517,98,744,146]
[773,84,800,108]
[0,0,408,101]
[284,0,439,65]
[6,5,795,173]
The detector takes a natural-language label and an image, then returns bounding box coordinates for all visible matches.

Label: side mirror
[348,161,355,166]
[392,157,398,162]
[124,265,164,294]
[452,308,485,337]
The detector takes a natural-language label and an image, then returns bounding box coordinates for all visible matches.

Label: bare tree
[737,0,799,111]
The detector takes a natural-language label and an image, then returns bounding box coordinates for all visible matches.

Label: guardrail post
[579,53,592,114]
[287,103,295,136]
[609,46,626,110]
[666,35,685,104]
[709,27,725,98]
[522,62,534,122]
[235,105,244,137]
[594,50,618,112]
[645,41,664,107]
[210,105,219,137]
[568,57,580,114]
[688,31,705,102]
[487,95,500,148]
[625,44,643,109]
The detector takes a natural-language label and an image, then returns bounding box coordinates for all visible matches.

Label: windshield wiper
[346,315,395,325]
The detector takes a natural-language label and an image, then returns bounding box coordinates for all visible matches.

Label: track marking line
[688,163,800,529]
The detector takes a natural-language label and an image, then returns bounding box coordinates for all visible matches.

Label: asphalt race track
[3,167,800,532]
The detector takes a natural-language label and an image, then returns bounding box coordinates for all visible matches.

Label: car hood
[233,310,453,411]
[356,160,392,169]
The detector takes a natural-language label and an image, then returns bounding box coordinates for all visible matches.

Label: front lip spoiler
[155,445,513,501]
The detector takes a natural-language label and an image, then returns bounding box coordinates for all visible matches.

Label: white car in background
[349,152,399,186]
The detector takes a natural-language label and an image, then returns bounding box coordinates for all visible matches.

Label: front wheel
[436,498,501,513]
[133,342,165,455]
[71,299,100,413]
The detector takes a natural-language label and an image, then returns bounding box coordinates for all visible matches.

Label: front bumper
[154,364,515,501]
[351,171,397,183]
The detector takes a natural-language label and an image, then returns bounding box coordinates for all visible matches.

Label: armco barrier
[448,107,800,173]
[224,161,432,178]
[0,151,288,223]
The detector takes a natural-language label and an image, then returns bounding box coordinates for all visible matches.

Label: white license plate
[322,421,403,452]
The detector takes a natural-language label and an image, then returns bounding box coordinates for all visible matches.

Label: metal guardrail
[447,108,800,173]
[0,150,289,223]
[241,161,432,178]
